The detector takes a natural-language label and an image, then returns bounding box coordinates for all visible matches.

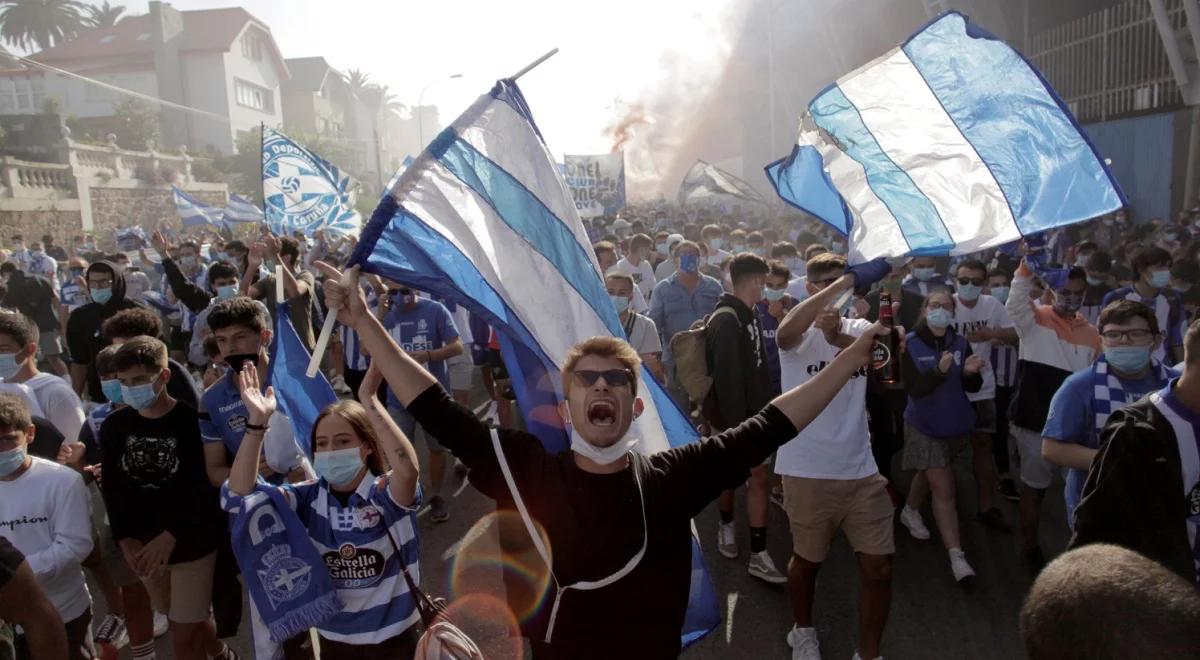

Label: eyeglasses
[956,277,985,286]
[810,276,840,287]
[1100,329,1155,342]
[572,369,635,388]
[926,302,955,311]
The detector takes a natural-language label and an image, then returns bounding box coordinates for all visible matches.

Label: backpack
[669,306,737,404]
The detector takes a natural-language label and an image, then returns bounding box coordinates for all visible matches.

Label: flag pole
[259,122,267,228]
[510,48,559,80]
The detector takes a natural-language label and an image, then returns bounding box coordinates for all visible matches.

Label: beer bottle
[874,292,901,384]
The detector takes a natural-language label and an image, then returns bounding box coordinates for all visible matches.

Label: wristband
[245,423,268,431]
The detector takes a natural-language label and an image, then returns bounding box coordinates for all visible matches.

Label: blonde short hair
[561,336,641,394]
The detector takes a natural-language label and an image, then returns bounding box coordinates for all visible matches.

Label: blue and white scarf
[1092,355,1171,442]
[229,484,341,647]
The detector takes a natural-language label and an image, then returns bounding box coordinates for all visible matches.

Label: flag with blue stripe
[262,127,361,237]
[348,78,720,646]
[766,11,1126,264]
[172,186,224,228]
[224,194,265,224]
[266,302,337,460]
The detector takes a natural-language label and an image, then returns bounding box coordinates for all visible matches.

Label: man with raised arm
[316,262,885,660]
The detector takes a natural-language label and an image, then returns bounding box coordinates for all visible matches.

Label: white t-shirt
[0,457,93,620]
[22,373,85,443]
[0,382,45,417]
[614,257,657,300]
[775,318,877,480]
[621,312,662,356]
[951,294,1015,402]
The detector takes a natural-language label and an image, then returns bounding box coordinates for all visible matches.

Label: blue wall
[1083,112,1179,221]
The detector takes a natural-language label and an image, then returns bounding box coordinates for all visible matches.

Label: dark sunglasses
[572,369,635,388]
[956,277,985,286]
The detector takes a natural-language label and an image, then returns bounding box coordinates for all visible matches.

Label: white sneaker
[330,375,351,395]
[949,548,976,582]
[748,550,787,584]
[786,626,822,660]
[717,522,738,559]
[153,611,169,638]
[900,506,931,540]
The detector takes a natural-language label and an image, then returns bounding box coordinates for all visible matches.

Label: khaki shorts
[142,551,216,624]
[782,473,895,563]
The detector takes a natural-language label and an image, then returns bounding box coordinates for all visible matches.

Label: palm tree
[0,0,86,51]
[83,0,124,28]
[346,68,370,96]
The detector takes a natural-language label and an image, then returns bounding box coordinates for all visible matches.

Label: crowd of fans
[0,201,1198,660]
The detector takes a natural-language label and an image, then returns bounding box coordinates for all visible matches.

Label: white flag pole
[510,48,559,80]
[307,268,349,378]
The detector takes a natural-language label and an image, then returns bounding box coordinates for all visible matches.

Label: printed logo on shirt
[323,543,386,588]
[1188,482,1200,519]
[805,360,869,379]
[330,505,382,531]
[227,414,247,434]
[258,545,313,607]
[120,435,180,487]
[0,514,49,533]
[417,318,428,332]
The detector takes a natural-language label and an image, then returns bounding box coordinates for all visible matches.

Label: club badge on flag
[172,186,226,228]
[262,127,361,237]
[766,11,1126,264]
[348,78,720,647]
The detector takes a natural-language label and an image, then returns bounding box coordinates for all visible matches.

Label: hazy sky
[118,0,737,160]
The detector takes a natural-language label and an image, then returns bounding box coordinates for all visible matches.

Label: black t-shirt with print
[97,401,222,564]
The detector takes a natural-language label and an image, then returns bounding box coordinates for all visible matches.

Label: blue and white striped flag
[766,11,1126,264]
[224,193,265,224]
[172,186,225,228]
[266,302,336,461]
[348,79,719,646]
[262,127,361,237]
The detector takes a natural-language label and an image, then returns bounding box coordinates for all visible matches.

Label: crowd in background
[0,199,1198,660]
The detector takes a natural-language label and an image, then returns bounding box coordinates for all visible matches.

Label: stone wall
[88,187,228,243]
[0,208,85,243]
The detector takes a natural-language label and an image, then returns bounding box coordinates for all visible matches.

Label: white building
[0,1,289,155]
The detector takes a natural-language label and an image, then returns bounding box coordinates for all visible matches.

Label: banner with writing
[563,153,626,218]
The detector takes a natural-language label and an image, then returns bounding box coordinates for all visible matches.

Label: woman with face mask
[897,289,986,584]
[225,362,424,658]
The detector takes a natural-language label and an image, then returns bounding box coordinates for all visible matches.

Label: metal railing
[1028,0,1187,123]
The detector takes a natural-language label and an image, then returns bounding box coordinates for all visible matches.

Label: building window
[0,77,44,114]
[234,78,272,112]
[241,29,263,61]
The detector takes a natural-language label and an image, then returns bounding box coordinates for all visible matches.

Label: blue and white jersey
[1150,384,1200,584]
[991,343,1018,388]
[339,290,378,372]
[221,475,422,644]
[86,402,115,439]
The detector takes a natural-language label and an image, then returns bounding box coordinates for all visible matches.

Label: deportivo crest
[262,128,360,237]
[258,545,313,607]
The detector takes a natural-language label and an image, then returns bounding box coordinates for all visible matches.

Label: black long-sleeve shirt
[161,258,212,313]
[705,293,772,431]
[97,402,222,563]
[407,384,797,659]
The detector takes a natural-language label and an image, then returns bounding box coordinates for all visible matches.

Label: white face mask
[563,406,640,465]
[570,429,640,465]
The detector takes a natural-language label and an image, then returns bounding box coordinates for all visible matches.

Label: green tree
[346,69,370,97]
[111,97,160,150]
[0,0,85,51]
[83,0,123,28]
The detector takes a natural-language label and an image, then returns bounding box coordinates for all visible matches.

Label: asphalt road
[96,387,1068,659]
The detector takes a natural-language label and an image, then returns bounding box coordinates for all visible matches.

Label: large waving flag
[266,302,337,460]
[224,193,266,224]
[348,79,719,646]
[766,11,1125,264]
[262,127,361,237]
[172,186,225,228]
[679,160,767,207]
